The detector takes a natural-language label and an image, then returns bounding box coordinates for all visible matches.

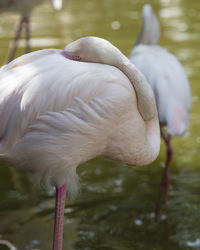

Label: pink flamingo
[130,4,191,218]
[0,36,160,249]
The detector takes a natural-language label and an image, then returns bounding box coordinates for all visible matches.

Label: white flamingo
[0,0,62,63]
[130,4,191,217]
[0,36,160,249]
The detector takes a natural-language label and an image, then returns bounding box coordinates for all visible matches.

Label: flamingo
[0,0,62,63]
[0,36,160,249]
[130,4,191,218]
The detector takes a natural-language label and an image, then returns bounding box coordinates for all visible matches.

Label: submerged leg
[7,16,25,63]
[53,184,66,250]
[155,128,173,220]
[163,134,173,207]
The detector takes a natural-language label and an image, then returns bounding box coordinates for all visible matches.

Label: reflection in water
[18,37,62,48]
[0,0,200,249]
[186,239,200,247]
[160,6,183,18]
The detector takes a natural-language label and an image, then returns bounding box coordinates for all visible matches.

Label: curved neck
[145,117,160,162]
[135,7,160,46]
[112,54,157,121]
[63,37,157,121]
[104,111,160,166]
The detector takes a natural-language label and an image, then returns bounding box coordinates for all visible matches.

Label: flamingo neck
[135,5,160,46]
[118,58,156,121]
[61,50,74,60]
[62,36,157,121]
[53,184,66,250]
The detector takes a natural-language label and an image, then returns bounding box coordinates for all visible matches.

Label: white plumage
[0,36,160,249]
[131,45,190,135]
[0,37,161,194]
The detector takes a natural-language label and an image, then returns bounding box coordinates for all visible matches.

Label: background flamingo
[0,36,160,249]
[130,4,191,218]
[0,0,62,63]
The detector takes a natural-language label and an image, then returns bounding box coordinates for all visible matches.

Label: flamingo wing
[130,45,191,134]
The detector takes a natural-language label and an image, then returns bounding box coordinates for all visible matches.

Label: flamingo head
[63,36,122,65]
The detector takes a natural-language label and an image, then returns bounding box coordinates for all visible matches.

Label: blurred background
[0,0,200,249]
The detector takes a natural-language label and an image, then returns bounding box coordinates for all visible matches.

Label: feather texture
[0,38,160,196]
[130,8,190,135]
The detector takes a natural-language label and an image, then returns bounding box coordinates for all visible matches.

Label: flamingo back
[130,45,191,135]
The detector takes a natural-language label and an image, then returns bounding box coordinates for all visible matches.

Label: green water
[0,0,200,249]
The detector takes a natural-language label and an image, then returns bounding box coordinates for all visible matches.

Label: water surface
[0,0,200,249]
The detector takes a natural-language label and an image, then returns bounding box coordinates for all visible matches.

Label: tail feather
[166,99,189,136]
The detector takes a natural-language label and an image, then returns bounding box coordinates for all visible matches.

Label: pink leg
[163,134,173,208]
[7,16,25,63]
[155,128,173,220]
[53,184,66,250]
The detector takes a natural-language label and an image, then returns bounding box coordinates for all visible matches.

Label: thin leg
[53,184,66,250]
[24,16,31,54]
[162,133,173,208]
[160,128,168,145]
[155,128,173,220]
[7,16,25,63]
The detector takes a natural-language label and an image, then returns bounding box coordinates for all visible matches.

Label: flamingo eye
[75,55,81,61]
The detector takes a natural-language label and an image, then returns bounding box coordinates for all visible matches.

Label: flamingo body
[0,36,160,248]
[130,4,191,215]
[0,45,160,194]
[130,44,190,135]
